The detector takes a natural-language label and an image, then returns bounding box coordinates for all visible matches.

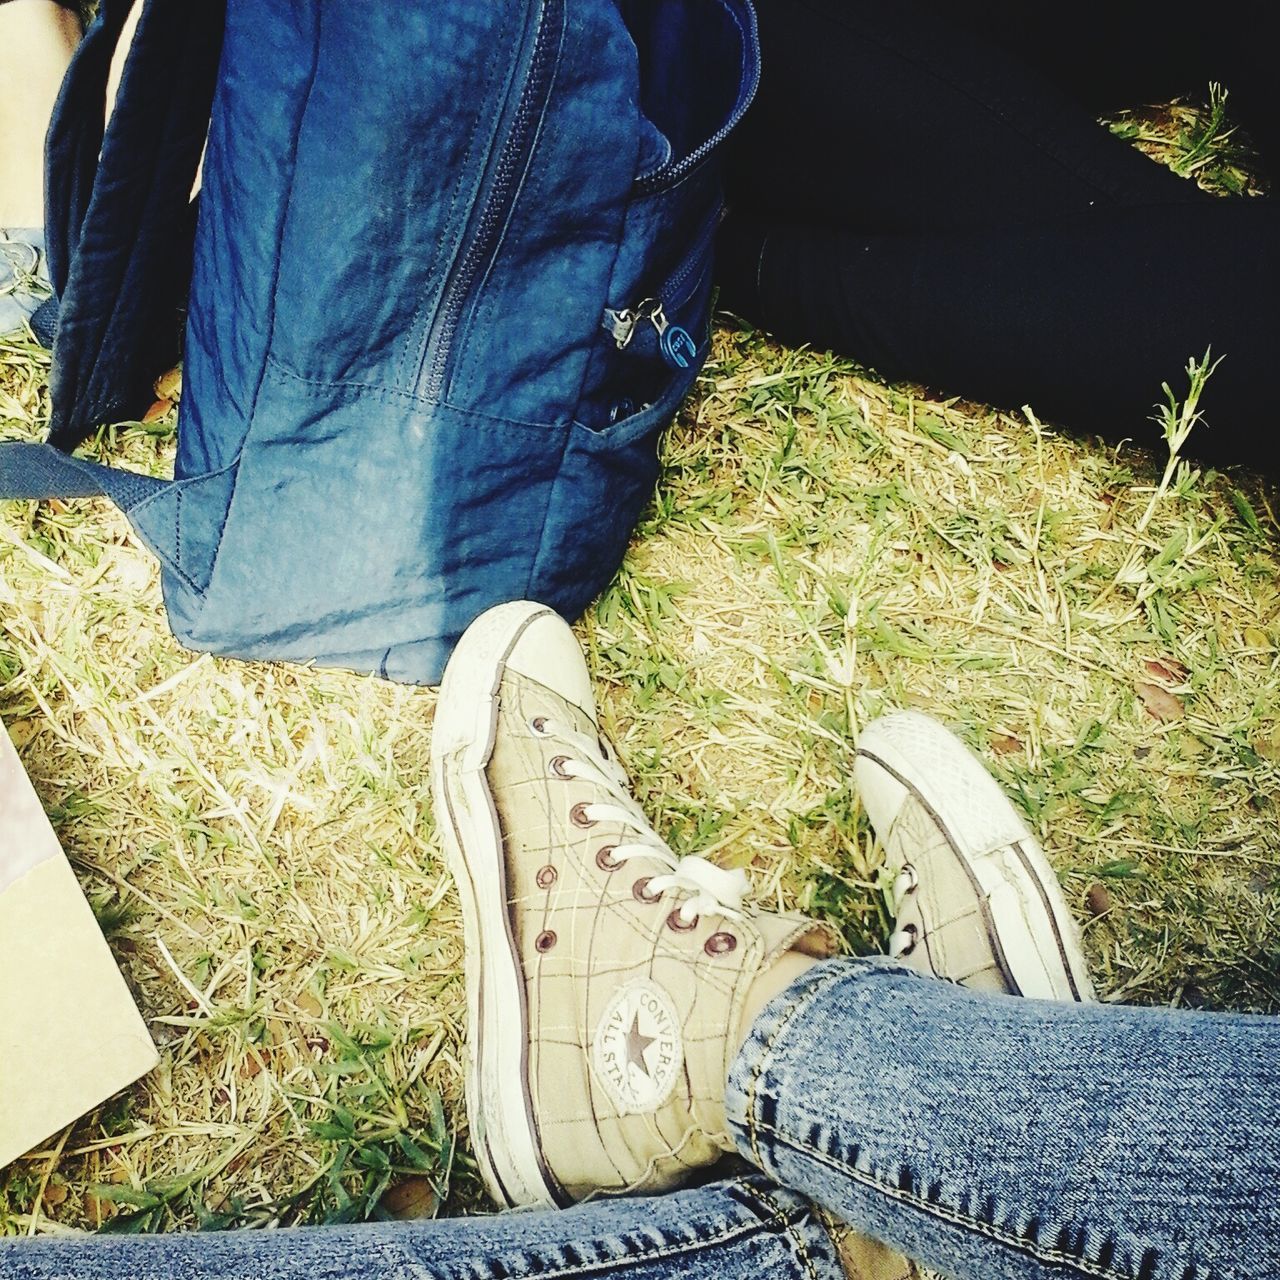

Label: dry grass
[2,95,1278,1236]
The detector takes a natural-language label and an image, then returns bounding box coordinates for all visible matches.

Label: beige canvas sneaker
[432,601,840,1210]
[854,711,1095,1001]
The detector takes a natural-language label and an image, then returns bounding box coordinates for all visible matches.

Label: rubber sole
[855,712,1096,1002]
[431,602,567,1209]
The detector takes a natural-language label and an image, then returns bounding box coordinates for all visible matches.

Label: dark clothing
[718,0,1279,467]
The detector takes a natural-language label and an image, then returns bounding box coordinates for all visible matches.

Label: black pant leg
[720,199,1279,468]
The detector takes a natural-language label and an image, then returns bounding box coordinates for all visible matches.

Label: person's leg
[728,956,1280,1280]
[725,711,1280,1280]
[0,1175,841,1280]
[434,605,1277,1278]
[718,0,1278,461]
[0,0,79,333]
[719,198,1280,465]
[0,0,79,227]
[0,0,145,338]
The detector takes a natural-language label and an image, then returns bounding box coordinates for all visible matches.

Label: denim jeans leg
[726,956,1280,1280]
[0,1175,843,1280]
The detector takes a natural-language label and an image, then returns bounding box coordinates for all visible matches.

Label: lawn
[1,94,1277,1235]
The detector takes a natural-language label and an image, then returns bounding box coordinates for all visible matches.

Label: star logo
[592,980,683,1114]
[625,1012,656,1077]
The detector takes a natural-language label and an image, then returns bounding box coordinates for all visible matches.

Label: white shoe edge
[431,601,567,1209]
[856,712,1096,1003]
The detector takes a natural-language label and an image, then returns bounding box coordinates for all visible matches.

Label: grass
[2,91,1278,1236]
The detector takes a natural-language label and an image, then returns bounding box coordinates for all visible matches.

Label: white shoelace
[887,864,919,958]
[533,716,748,925]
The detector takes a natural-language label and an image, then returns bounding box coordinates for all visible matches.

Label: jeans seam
[751,1187,825,1280]
[383,1183,813,1279]
[742,965,846,1173]
[756,1122,1136,1280]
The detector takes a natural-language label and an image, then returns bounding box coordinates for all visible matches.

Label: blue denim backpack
[0,0,758,684]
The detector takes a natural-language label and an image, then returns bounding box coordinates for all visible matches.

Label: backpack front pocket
[531,363,702,618]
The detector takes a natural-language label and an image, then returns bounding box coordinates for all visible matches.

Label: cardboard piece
[0,727,158,1170]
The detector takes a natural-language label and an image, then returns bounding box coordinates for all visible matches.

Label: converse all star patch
[593,980,683,1114]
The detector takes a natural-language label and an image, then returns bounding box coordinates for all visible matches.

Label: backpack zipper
[631,1,761,198]
[416,0,560,402]
[603,202,722,368]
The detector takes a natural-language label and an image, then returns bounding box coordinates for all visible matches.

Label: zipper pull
[604,307,640,349]
[604,298,667,350]
[659,324,698,369]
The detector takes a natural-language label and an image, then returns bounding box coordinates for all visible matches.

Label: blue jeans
[4,958,1277,1280]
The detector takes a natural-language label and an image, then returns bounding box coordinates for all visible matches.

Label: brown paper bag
[0,727,157,1169]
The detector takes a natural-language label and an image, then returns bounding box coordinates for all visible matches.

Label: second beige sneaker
[854,711,1095,1001]
[432,602,840,1209]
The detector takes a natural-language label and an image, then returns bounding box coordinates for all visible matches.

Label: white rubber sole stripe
[431,602,571,1209]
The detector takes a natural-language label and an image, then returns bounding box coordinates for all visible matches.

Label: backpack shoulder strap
[45,0,224,449]
[0,443,180,570]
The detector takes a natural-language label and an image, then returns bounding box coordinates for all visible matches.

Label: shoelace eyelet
[536,864,558,889]
[595,845,620,871]
[705,931,737,956]
[530,716,549,735]
[633,877,662,904]
[666,909,698,934]
[570,802,596,829]
[549,755,574,780]
[535,930,557,952]
[897,923,919,956]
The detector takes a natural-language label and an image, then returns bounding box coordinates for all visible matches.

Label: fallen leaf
[1085,883,1112,917]
[153,366,183,401]
[240,1050,269,1080]
[1244,626,1270,649]
[41,1182,68,1209]
[82,1193,115,1224]
[1143,658,1186,683]
[141,398,173,424]
[382,1177,438,1220]
[990,732,1023,755]
[1136,681,1184,722]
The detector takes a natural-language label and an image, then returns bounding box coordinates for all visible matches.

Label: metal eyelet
[536,864,557,889]
[898,923,919,956]
[549,755,574,779]
[595,845,620,871]
[632,877,661,904]
[530,717,549,735]
[535,930,557,953]
[570,802,595,829]
[666,909,698,934]
[705,931,737,956]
